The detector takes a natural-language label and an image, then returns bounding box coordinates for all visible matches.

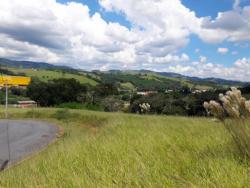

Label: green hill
[7,67,98,86]
[0,58,248,90]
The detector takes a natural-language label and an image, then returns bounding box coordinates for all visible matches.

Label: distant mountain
[0,58,249,88]
[0,58,72,70]
[158,71,248,87]
[103,69,249,87]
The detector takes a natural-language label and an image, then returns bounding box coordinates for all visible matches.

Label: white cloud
[162,58,250,82]
[233,0,241,10]
[200,6,250,43]
[199,56,207,63]
[0,0,199,70]
[0,0,249,81]
[217,47,229,54]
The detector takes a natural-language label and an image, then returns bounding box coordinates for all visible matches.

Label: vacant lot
[0,108,249,187]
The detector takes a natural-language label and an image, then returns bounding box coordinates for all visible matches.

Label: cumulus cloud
[0,0,199,70]
[217,48,229,54]
[0,0,249,80]
[164,58,250,82]
[233,0,241,9]
[201,6,250,42]
[199,56,207,63]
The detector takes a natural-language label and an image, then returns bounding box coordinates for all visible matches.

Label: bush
[100,96,124,112]
[204,87,250,159]
[27,78,87,106]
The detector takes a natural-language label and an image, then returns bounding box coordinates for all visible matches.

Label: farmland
[8,68,98,86]
[0,108,249,187]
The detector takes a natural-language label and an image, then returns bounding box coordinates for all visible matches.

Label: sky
[0,0,250,81]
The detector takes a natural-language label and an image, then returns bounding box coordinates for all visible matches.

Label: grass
[56,102,104,111]
[120,82,136,91]
[8,68,98,86]
[0,108,249,187]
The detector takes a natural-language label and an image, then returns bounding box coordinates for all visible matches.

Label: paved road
[0,120,58,169]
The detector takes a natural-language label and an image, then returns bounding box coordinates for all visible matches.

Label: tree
[94,83,118,97]
[27,78,87,106]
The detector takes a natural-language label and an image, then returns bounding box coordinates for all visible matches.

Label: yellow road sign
[0,76,31,86]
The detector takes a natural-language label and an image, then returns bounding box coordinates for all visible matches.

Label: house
[165,89,173,93]
[14,101,37,108]
[137,91,158,96]
[192,89,208,94]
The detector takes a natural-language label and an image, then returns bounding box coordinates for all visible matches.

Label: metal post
[5,81,11,166]
[5,82,8,119]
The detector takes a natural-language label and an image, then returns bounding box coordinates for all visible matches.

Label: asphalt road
[0,120,58,169]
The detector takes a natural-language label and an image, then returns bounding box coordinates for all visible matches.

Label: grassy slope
[8,68,98,86]
[0,108,249,187]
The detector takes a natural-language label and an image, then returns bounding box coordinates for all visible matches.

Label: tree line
[2,77,250,116]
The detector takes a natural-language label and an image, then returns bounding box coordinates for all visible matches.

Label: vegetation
[0,108,249,187]
[204,87,250,159]
[2,75,250,116]
[1,61,250,116]
[27,78,87,106]
[8,68,98,86]
[97,72,182,91]
[56,103,104,111]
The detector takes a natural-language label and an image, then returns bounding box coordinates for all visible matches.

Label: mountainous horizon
[0,57,248,86]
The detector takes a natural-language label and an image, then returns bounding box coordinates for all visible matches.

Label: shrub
[204,87,250,159]
[51,109,78,120]
[139,103,151,114]
[100,96,124,112]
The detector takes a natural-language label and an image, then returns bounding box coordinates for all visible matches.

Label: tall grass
[204,87,250,159]
[0,108,249,187]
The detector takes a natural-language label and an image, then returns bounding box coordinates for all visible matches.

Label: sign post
[0,76,31,170]
[0,76,31,119]
[5,81,8,119]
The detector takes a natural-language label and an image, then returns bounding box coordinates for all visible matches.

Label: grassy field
[8,68,98,86]
[0,108,249,187]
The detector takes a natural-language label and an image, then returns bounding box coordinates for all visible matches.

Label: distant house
[14,101,37,108]
[137,91,158,96]
[192,89,208,94]
[165,89,173,93]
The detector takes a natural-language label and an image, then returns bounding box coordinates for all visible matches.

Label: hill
[0,58,249,90]
[8,67,98,86]
[158,71,247,88]
[0,58,70,70]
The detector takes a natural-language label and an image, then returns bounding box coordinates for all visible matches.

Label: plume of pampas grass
[139,103,151,114]
[204,87,250,159]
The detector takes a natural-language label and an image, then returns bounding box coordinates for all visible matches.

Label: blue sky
[0,0,250,80]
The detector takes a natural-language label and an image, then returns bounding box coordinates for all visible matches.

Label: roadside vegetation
[204,87,250,159]
[0,108,249,187]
